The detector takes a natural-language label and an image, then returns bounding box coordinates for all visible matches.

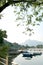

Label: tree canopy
[0,0,43,35]
[0,0,43,12]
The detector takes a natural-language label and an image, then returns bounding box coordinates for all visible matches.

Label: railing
[0,56,8,65]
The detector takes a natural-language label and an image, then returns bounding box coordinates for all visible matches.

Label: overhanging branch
[0,0,43,13]
[0,2,9,12]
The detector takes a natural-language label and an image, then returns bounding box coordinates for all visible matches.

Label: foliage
[14,3,43,35]
[0,29,8,58]
[36,44,43,48]
[0,45,9,58]
[0,0,43,34]
[0,29,7,45]
[0,14,3,19]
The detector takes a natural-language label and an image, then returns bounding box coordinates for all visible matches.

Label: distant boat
[22,51,33,57]
[33,52,42,56]
[22,51,42,57]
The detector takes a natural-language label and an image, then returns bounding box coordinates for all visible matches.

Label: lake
[12,51,43,65]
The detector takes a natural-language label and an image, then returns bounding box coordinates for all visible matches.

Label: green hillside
[3,40,21,50]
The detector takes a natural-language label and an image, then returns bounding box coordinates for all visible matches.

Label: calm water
[12,52,43,65]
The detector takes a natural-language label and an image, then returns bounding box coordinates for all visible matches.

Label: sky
[0,5,43,44]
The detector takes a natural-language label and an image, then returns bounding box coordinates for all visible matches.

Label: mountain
[22,40,43,46]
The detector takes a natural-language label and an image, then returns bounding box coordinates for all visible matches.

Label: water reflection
[25,57,32,60]
[12,53,43,65]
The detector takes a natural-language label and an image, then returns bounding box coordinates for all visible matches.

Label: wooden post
[6,55,8,65]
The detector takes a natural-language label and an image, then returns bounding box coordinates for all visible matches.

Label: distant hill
[3,39,43,49]
[22,40,43,46]
[4,40,13,47]
[3,40,21,49]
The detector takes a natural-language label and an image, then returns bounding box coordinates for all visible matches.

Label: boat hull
[23,53,33,57]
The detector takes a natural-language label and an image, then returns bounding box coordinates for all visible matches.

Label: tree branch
[0,2,9,12]
[0,0,43,13]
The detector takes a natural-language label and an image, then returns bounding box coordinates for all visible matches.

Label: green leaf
[32,23,35,26]
[36,17,42,21]
[34,11,38,15]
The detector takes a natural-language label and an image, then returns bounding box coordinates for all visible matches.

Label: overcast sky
[0,5,43,44]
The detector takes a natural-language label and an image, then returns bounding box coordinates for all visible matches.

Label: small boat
[33,52,42,56]
[22,51,33,57]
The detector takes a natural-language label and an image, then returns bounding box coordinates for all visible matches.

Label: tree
[0,29,8,58]
[0,0,43,34]
[0,29,7,45]
[36,44,43,48]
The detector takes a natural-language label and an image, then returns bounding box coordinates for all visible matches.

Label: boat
[33,52,42,56]
[22,51,33,57]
